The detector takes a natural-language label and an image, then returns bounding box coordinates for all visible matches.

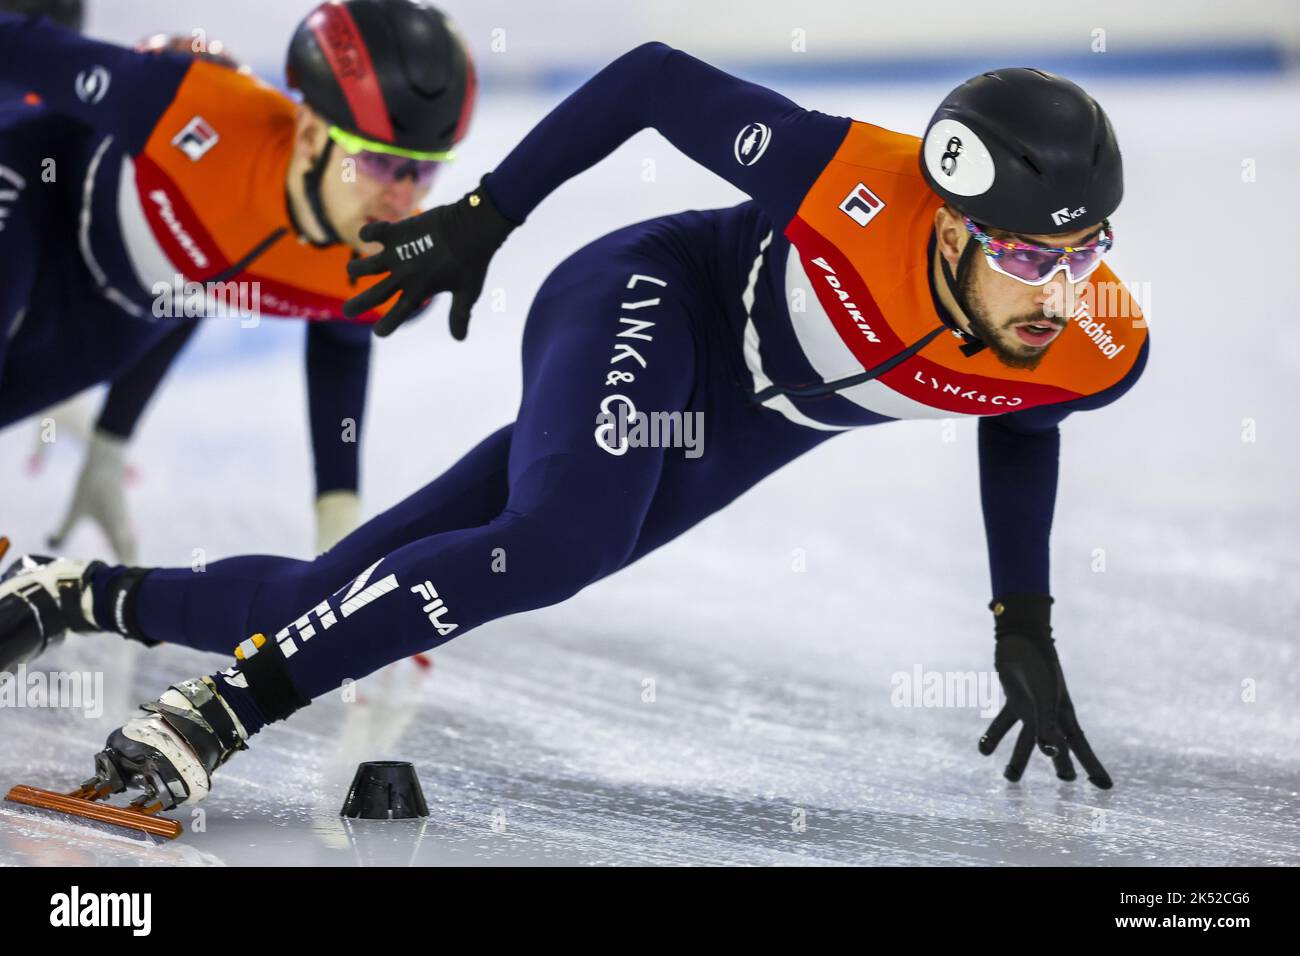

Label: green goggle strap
[327,125,455,162]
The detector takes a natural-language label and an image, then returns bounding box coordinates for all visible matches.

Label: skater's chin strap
[230,633,311,724]
[297,140,345,247]
[939,241,989,358]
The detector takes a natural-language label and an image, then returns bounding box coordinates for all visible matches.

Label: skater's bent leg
[239,448,665,697]
[209,246,698,735]
[114,424,514,653]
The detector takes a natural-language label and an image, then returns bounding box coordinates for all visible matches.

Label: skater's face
[934,205,1097,371]
[289,109,435,255]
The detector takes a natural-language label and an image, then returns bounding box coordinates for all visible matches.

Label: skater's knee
[502,509,639,598]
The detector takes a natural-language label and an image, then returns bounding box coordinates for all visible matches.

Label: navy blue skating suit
[86,44,1147,737]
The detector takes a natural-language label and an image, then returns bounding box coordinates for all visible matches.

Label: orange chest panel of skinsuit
[124,60,389,323]
[783,121,1146,418]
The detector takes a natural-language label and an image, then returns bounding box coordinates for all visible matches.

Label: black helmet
[919,68,1122,235]
[286,0,475,158]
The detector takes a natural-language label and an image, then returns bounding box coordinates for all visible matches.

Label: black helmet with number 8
[919,68,1122,235]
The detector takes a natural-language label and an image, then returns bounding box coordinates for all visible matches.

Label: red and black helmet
[286,0,476,159]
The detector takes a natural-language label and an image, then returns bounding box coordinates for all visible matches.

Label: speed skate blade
[0,536,9,563]
[5,784,183,840]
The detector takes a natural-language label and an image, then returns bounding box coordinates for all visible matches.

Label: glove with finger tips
[342,174,518,339]
[1056,682,1113,789]
[993,594,1064,753]
[994,631,1067,760]
[48,428,138,564]
[978,593,1113,788]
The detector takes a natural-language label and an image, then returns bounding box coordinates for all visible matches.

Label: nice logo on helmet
[1050,205,1087,226]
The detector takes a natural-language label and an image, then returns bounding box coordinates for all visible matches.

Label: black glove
[978,593,1113,788]
[343,175,517,339]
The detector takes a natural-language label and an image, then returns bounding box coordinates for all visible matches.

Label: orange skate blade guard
[0,536,10,563]
[5,784,183,840]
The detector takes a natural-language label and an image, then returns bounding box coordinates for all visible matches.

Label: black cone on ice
[340,761,429,819]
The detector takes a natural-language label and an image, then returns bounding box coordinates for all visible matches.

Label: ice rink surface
[1,76,1298,865]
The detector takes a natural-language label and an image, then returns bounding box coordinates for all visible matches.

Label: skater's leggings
[126,218,836,735]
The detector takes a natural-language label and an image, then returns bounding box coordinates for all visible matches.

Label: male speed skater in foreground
[0,0,476,556]
[1,45,1146,823]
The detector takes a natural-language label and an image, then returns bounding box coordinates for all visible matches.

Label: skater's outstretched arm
[977,335,1149,600]
[0,13,192,155]
[974,337,1148,789]
[344,42,852,335]
[483,42,852,231]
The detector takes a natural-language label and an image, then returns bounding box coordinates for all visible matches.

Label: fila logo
[412,581,458,636]
[74,65,111,104]
[227,559,399,671]
[734,122,772,166]
[839,182,886,227]
[172,116,220,161]
[1050,205,1087,226]
[274,561,399,657]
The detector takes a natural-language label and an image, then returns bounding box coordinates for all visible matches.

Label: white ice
[0,77,1298,865]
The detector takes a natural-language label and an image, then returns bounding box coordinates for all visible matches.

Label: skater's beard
[958,266,1054,372]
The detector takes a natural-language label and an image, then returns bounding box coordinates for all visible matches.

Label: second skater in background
[0,0,475,557]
